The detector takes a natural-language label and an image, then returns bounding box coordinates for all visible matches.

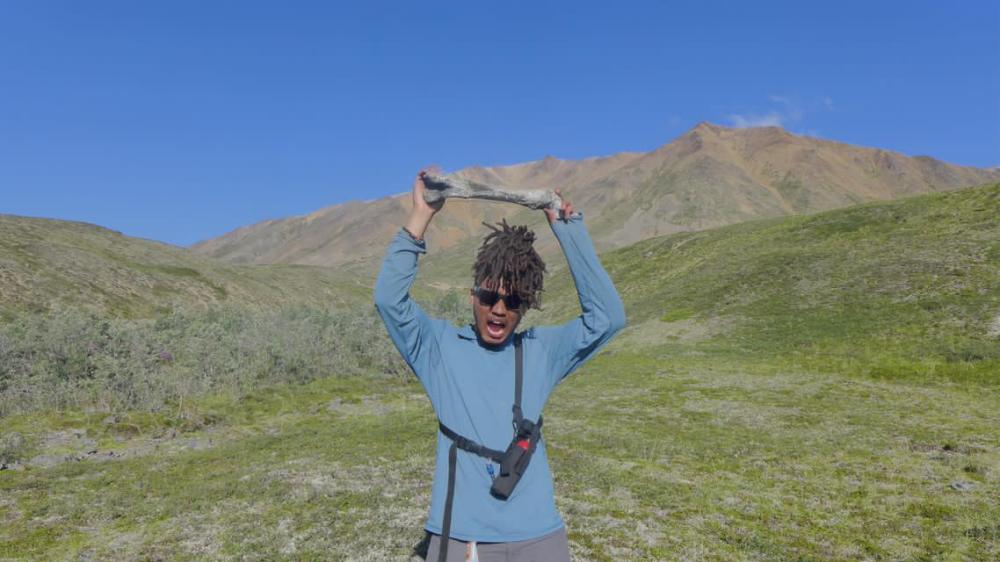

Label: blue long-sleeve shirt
[373,214,626,542]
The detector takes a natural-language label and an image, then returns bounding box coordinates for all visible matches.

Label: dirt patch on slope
[614,316,732,350]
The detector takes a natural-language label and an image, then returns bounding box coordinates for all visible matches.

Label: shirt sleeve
[535,213,627,386]
[373,228,445,382]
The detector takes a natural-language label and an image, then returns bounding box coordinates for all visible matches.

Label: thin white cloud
[771,95,804,121]
[728,111,785,128]
[727,95,833,129]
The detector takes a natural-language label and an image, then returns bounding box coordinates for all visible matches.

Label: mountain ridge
[192,123,999,272]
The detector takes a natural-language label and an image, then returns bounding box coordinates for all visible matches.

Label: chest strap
[438,423,505,463]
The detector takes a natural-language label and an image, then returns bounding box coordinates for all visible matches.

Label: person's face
[470,279,523,346]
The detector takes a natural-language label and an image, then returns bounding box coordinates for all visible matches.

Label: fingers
[544,190,574,224]
[412,173,425,200]
[561,205,573,222]
[560,194,574,222]
[416,170,444,213]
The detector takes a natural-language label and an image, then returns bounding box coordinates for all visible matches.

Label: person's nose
[491,299,507,315]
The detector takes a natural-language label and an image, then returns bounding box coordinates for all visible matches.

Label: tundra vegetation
[1,184,998,561]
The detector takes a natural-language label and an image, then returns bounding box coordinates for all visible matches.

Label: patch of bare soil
[23,425,229,470]
[988,311,1000,338]
[614,315,731,349]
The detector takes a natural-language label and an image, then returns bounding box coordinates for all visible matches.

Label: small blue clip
[486,463,495,478]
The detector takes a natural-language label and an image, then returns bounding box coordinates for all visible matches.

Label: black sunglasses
[473,287,523,310]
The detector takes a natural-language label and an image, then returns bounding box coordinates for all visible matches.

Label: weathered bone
[422,172,562,211]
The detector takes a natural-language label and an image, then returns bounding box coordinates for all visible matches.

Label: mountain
[191,123,1000,275]
[0,215,369,319]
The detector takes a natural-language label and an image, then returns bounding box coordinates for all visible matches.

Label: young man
[374,172,625,562]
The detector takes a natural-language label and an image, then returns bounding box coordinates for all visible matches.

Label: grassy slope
[2,185,999,560]
[543,181,1000,386]
[0,215,370,319]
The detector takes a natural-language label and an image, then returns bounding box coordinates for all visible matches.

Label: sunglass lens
[479,289,499,307]
[506,294,522,310]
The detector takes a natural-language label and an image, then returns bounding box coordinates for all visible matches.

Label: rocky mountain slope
[192,123,1000,274]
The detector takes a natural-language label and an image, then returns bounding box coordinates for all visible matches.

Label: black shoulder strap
[514,332,523,409]
[438,442,456,562]
[512,333,526,425]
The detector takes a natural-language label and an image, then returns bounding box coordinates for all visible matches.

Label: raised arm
[536,193,626,385]
[373,173,445,379]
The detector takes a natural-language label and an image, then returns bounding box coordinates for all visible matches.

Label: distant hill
[192,123,1000,277]
[0,215,369,319]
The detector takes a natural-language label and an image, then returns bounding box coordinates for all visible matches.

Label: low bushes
[0,304,415,417]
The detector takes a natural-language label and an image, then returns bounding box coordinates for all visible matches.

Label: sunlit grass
[2,183,998,560]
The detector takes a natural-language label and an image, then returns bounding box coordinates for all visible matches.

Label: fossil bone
[421,172,563,211]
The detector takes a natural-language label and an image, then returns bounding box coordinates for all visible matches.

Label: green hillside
[542,181,1000,385]
[0,215,370,319]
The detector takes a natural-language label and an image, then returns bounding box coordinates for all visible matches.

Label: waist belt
[435,333,544,562]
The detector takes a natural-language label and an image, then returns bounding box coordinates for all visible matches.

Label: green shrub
[0,431,26,463]
[0,305,412,417]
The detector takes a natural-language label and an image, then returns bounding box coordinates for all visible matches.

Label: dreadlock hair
[473,219,546,311]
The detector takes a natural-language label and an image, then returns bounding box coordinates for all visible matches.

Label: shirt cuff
[550,211,584,230]
[396,227,427,251]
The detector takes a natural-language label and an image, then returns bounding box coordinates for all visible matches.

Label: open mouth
[485,319,506,338]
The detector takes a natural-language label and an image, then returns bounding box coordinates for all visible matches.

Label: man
[374,172,625,561]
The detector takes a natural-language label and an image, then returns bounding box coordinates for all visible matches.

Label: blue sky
[2,1,998,247]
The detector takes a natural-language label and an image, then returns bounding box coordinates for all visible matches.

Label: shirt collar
[456,324,531,350]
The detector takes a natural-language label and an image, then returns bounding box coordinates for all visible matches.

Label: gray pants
[425,527,571,562]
